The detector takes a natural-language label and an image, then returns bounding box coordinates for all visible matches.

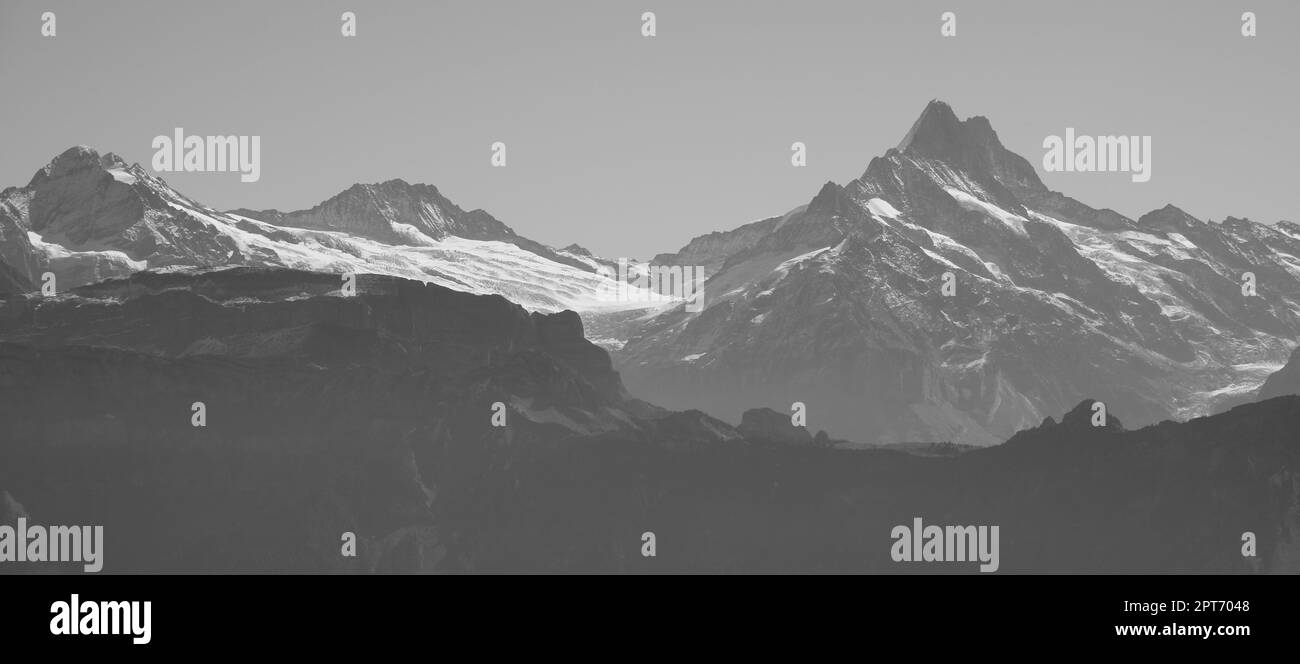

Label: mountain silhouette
[1,267,1296,572]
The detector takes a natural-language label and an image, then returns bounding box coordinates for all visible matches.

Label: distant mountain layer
[615,100,1300,445]
[0,147,652,314]
[1,267,1297,572]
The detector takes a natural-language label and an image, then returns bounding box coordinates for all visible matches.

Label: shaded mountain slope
[1,268,1298,572]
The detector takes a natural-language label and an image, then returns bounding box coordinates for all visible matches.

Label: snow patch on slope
[28,231,147,272]
[944,188,1028,236]
[867,197,902,220]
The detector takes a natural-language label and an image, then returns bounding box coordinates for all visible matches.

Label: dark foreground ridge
[1,268,1297,572]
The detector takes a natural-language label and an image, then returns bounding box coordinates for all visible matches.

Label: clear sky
[2,0,1296,258]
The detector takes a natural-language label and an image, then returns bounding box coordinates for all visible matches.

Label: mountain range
[0,147,655,315]
[2,101,1299,446]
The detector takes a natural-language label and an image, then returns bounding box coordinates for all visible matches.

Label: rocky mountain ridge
[614,100,1300,445]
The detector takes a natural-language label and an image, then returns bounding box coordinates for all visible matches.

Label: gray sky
[1,0,1296,258]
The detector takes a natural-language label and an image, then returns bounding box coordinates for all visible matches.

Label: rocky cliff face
[0,189,39,292]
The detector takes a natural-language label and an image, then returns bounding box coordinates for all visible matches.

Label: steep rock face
[615,100,1300,445]
[0,188,39,294]
[894,100,1046,197]
[531,309,625,397]
[27,148,148,245]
